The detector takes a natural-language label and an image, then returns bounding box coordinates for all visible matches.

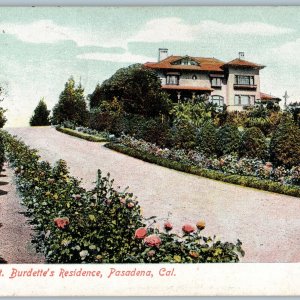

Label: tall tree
[29,98,50,126]
[88,83,102,109]
[52,77,89,126]
[93,64,171,117]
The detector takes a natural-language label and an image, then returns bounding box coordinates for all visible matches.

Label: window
[235,75,254,85]
[211,77,222,87]
[166,75,179,85]
[172,57,199,66]
[234,95,255,106]
[211,95,224,106]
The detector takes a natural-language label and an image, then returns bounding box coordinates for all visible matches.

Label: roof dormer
[171,56,199,66]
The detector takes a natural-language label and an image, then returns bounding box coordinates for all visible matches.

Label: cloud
[77,51,155,63]
[0,19,127,48]
[268,38,300,65]
[130,17,295,43]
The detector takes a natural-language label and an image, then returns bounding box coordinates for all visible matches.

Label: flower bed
[56,127,108,142]
[105,135,300,198]
[1,130,244,263]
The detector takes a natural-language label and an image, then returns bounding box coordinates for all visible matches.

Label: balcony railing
[233,84,257,90]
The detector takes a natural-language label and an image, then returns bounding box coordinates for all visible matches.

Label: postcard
[0,6,300,296]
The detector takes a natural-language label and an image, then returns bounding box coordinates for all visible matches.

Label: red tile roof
[260,92,281,101]
[222,58,265,70]
[162,85,213,91]
[145,55,225,72]
[145,55,264,72]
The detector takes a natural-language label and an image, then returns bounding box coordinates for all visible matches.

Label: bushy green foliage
[270,117,300,168]
[171,122,198,150]
[2,131,244,263]
[197,121,217,156]
[52,77,89,126]
[93,64,171,117]
[106,141,300,198]
[138,117,172,148]
[216,125,241,156]
[88,83,102,109]
[29,98,50,126]
[170,100,212,128]
[240,127,268,159]
[0,134,4,172]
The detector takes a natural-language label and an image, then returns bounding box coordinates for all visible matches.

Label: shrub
[197,121,217,156]
[171,122,198,150]
[1,131,244,263]
[139,117,172,148]
[29,98,50,126]
[270,117,300,168]
[240,127,268,159]
[216,125,241,156]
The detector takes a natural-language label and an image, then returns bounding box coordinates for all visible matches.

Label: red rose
[164,221,173,231]
[135,227,147,239]
[144,234,162,247]
[182,224,195,234]
[127,202,135,209]
[54,217,70,229]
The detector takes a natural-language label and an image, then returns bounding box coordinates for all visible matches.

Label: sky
[0,6,300,127]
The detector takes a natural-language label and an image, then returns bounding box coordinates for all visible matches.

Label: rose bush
[1,130,244,263]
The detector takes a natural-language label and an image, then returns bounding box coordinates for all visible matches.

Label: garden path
[6,126,300,263]
[0,163,44,263]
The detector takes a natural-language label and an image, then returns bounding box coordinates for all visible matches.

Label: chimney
[158,48,168,61]
[239,52,245,60]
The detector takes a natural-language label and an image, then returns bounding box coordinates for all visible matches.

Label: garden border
[56,127,107,142]
[105,142,300,198]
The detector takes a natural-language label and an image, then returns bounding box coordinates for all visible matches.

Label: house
[145,48,280,111]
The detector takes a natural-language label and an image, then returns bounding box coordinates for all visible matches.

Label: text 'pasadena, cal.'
[0,267,176,279]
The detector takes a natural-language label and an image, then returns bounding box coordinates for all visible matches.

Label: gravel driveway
[6,126,300,263]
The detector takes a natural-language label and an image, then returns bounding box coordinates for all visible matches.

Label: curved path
[7,126,300,263]
[0,163,44,263]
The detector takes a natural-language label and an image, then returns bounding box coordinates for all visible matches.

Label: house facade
[145,49,280,110]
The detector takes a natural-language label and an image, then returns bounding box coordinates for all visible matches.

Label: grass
[105,142,300,198]
[56,127,107,142]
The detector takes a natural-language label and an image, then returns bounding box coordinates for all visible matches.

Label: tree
[94,64,171,117]
[216,125,241,156]
[270,116,300,167]
[52,77,89,126]
[240,127,268,159]
[197,121,217,156]
[29,98,50,126]
[88,83,102,109]
[0,84,7,128]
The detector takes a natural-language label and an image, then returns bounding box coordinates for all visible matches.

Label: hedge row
[56,127,107,142]
[105,142,300,198]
